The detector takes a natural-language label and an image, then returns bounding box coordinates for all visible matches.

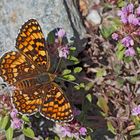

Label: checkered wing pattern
[0,51,37,85]
[12,86,43,115]
[16,19,50,72]
[40,82,73,122]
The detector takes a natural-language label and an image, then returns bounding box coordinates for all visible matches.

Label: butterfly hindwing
[40,82,73,122]
[16,19,50,72]
[12,88,43,115]
[12,82,73,122]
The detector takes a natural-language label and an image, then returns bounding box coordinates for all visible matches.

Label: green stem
[57,76,79,86]
[54,58,62,73]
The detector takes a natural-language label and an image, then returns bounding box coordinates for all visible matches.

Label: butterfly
[0,19,73,122]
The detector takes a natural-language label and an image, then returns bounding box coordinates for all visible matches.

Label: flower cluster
[58,45,69,58]
[112,3,140,57]
[132,105,140,116]
[55,28,70,59]
[0,82,14,116]
[52,120,87,139]
[0,79,23,129]
[117,3,140,25]
[0,95,12,116]
[10,109,23,129]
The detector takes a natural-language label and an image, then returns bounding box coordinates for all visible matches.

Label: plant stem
[57,76,79,86]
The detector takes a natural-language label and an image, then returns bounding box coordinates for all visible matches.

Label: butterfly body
[0,19,73,122]
[36,73,52,84]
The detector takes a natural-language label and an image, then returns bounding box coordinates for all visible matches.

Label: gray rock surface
[0,0,86,56]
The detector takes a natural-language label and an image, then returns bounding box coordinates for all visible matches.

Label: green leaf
[96,68,106,77]
[74,67,82,73]
[54,136,60,140]
[22,127,35,138]
[116,43,125,60]
[85,135,92,140]
[97,96,109,115]
[79,83,85,88]
[111,17,122,27]
[130,129,140,136]
[137,123,140,129]
[5,127,13,140]
[107,121,116,134]
[0,117,3,127]
[0,115,10,130]
[117,77,125,87]
[22,115,30,123]
[86,94,92,102]
[117,42,124,51]
[131,137,140,140]
[67,56,79,64]
[114,64,121,75]
[62,69,71,76]
[125,76,137,84]
[117,0,126,7]
[85,82,94,91]
[63,74,76,81]
[70,47,76,51]
[47,32,55,45]
[100,25,116,39]
[123,56,133,63]
[74,85,80,90]
[137,47,140,55]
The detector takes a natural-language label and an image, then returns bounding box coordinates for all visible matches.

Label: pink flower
[10,109,18,119]
[125,47,135,57]
[136,6,140,15]
[73,132,80,139]
[53,124,72,138]
[128,14,139,25]
[79,127,87,136]
[118,3,135,24]
[11,118,22,129]
[2,95,6,101]
[62,127,72,137]
[112,33,119,40]
[118,8,128,24]
[56,28,66,38]
[121,36,134,47]
[58,46,69,58]
[127,3,134,13]
[73,107,81,116]
[52,120,87,139]
[132,105,140,116]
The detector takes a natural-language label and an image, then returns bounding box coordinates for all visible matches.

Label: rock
[0,0,86,56]
[86,9,101,25]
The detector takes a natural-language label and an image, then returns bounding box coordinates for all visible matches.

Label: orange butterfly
[0,19,73,122]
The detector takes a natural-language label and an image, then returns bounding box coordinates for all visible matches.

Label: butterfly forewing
[0,51,37,85]
[16,19,50,72]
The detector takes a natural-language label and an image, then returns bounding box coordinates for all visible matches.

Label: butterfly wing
[16,19,50,72]
[0,51,43,115]
[40,82,73,122]
[0,51,37,85]
[12,85,43,115]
